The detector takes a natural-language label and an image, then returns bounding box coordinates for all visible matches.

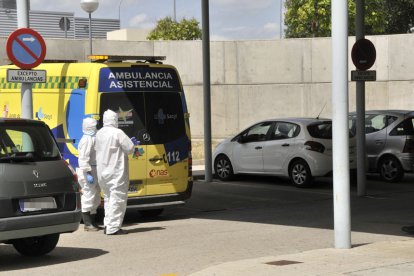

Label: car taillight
[188,142,192,177]
[304,141,325,153]
[403,139,414,153]
[63,160,78,182]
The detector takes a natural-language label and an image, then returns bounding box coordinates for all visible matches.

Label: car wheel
[12,234,60,256]
[214,155,234,181]
[139,209,164,218]
[379,156,404,183]
[289,159,313,188]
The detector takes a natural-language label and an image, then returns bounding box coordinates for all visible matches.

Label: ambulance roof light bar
[88,55,166,63]
[43,59,78,63]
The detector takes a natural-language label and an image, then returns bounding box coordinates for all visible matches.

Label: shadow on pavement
[125,226,166,234]
[167,173,414,237]
[0,246,108,272]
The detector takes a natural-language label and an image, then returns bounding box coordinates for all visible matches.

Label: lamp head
[80,0,99,13]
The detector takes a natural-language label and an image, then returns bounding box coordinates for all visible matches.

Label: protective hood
[103,109,118,128]
[82,117,97,136]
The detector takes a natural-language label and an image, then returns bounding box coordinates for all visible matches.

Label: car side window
[365,114,387,134]
[240,122,272,143]
[271,122,299,140]
[348,117,356,137]
[390,117,414,136]
[365,114,398,134]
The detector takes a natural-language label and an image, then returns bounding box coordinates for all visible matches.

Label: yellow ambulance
[0,55,193,217]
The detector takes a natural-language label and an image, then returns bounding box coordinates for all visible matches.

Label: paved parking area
[1,174,413,275]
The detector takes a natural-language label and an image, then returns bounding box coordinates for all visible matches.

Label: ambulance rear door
[144,91,189,195]
[99,91,147,196]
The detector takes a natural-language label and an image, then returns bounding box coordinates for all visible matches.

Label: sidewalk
[192,164,206,180]
[190,166,414,275]
[190,239,414,275]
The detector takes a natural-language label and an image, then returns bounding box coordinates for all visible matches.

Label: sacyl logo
[154,108,167,124]
[154,108,178,125]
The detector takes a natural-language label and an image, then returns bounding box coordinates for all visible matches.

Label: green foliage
[384,0,414,33]
[147,17,202,40]
[284,0,414,38]
[285,0,333,37]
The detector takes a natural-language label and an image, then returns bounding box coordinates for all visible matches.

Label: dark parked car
[0,118,81,256]
[349,110,414,182]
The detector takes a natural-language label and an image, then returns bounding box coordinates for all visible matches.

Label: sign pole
[16,0,32,119]
[202,0,213,182]
[356,0,367,196]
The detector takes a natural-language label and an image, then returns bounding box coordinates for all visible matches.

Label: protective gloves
[131,137,140,145]
[86,172,94,185]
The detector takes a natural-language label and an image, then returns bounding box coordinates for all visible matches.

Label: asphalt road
[1,174,414,275]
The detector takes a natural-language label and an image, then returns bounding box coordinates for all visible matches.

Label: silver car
[0,119,81,256]
[349,110,414,182]
[213,118,356,188]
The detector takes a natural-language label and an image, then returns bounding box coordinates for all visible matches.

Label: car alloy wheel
[214,155,234,181]
[289,159,313,188]
[379,156,403,183]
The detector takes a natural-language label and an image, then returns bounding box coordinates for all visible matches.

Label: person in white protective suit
[76,117,102,231]
[95,109,138,235]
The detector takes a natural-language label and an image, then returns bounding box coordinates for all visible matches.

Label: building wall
[0,9,119,39]
[0,34,413,143]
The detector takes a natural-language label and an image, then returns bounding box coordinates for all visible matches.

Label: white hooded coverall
[95,109,134,234]
[76,117,101,214]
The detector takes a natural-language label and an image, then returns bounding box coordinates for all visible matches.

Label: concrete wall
[150,36,414,140]
[1,35,413,146]
[107,28,150,41]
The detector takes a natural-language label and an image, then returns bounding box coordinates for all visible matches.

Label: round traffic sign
[59,17,71,31]
[6,28,46,69]
[351,38,376,71]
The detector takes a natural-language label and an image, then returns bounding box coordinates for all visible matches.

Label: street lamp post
[173,0,177,22]
[118,0,124,24]
[80,0,99,56]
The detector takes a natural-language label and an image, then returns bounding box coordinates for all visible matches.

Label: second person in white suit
[76,117,101,231]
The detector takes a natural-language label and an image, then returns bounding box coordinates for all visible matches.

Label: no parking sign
[6,28,46,69]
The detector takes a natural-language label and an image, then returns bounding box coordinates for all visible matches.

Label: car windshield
[0,122,61,162]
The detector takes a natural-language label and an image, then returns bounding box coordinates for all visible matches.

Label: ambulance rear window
[99,91,185,145]
[145,92,185,144]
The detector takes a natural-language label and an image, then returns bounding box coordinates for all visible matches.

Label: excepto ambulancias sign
[7,69,46,83]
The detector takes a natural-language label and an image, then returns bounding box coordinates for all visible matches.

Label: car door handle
[149,157,163,162]
[375,140,384,145]
[255,146,262,150]
[282,143,290,147]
